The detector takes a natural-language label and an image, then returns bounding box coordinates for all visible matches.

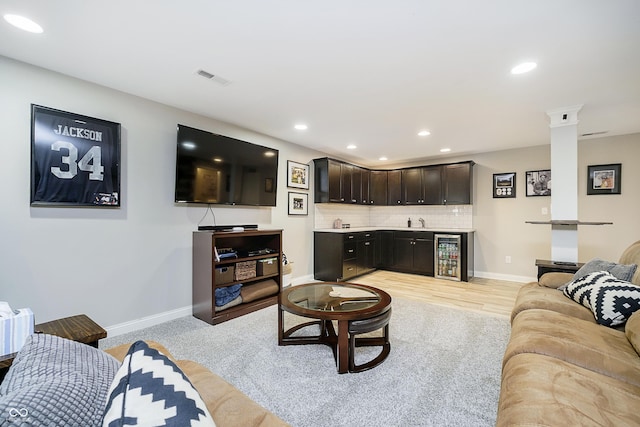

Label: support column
[546,105,582,262]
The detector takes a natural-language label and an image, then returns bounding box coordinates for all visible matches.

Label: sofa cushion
[102,340,215,427]
[511,282,595,324]
[497,353,640,427]
[0,334,120,427]
[627,310,640,357]
[564,270,640,326]
[504,309,640,387]
[573,257,637,281]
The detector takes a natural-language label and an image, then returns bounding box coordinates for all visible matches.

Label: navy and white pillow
[564,270,640,327]
[102,340,215,427]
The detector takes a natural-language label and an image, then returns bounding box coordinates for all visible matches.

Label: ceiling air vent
[581,131,608,137]
[196,69,231,86]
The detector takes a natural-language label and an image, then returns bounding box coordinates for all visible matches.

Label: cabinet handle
[348,235,354,239]
[370,200,374,204]
[352,199,357,203]
[348,249,354,253]
[365,242,370,246]
[341,198,345,201]
[397,200,401,204]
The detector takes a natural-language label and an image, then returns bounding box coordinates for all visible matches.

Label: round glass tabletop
[286,283,381,313]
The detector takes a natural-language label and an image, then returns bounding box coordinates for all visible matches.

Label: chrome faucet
[418,218,426,228]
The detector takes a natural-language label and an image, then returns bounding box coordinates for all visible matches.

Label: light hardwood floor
[352,270,526,318]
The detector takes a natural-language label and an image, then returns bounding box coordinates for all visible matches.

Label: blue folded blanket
[215,284,242,306]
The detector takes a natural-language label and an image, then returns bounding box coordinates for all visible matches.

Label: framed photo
[525,169,551,197]
[493,172,516,198]
[31,105,121,207]
[587,163,621,195]
[288,192,308,215]
[287,160,309,189]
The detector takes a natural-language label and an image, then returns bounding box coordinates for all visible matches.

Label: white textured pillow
[564,270,640,327]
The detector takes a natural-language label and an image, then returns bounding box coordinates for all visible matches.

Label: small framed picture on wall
[587,163,621,195]
[525,169,551,197]
[287,160,309,190]
[493,172,516,198]
[288,192,308,215]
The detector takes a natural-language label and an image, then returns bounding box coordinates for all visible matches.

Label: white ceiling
[1,0,639,167]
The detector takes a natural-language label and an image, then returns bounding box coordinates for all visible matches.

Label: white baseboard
[473,270,536,284]
[107,275,317,336]
[105,306,192,337]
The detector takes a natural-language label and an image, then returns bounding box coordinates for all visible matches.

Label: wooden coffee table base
[279,307,391,374]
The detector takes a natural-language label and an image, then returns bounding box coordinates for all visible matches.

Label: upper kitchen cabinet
[401,167,423,205]
[314,158,473,205]
[442,161,474,205]
[314,158,367,204]
[387,170,402,205]
[369,170,387,205]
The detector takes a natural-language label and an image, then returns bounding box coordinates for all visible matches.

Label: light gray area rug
[100,298,510,427]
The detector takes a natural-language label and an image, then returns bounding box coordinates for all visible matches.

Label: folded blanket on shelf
[215,284,242,306]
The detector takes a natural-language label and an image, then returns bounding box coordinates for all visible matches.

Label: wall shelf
[525,220,612,226]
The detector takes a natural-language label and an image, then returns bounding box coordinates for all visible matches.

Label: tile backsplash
[315,204,473,229]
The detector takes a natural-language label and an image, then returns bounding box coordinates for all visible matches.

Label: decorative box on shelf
[214,266,235,284]
[235,260,257,281]
[257,257,279,276]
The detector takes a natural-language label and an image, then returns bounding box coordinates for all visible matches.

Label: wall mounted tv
[175,124,278,206]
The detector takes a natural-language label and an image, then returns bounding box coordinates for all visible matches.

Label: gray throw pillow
[573,258,637,282]
[0,333,120,427]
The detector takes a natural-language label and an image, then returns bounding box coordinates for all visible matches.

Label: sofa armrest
[539,272,573,288]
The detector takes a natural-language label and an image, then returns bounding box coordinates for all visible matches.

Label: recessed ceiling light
[511,62,537,75]
[440,148,451,153]
[347,144,357,150]
[3,14,43,33]
[294,124,308,131]
[379,156,388,161]
[418,130,431,137]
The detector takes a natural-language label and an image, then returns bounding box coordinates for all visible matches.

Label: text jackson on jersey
[54,125,103,142]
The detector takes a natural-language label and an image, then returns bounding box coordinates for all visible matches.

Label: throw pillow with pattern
[102,340,215,427]
[564,270,640,327]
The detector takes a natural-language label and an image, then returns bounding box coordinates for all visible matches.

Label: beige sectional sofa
[497,241,640,426]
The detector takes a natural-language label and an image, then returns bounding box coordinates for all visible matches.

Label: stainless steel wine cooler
[434,234,462,281]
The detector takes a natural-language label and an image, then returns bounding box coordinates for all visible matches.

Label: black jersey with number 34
[32,110,117,204]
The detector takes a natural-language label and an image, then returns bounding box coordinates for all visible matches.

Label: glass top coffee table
[278,282,392,374]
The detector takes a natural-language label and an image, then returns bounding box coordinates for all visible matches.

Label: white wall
[0,56,322,331]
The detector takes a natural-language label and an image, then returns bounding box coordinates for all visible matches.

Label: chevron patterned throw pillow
[564,270,640,327]
[102,341,215,427]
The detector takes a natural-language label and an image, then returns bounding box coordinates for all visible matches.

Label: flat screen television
[175,124,278,206]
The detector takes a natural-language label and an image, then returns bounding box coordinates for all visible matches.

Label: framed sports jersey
[31,105,121,207]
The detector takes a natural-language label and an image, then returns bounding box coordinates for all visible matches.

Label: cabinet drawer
[342,260,357,279]
[343,233,358,242]
[343,242,356,259]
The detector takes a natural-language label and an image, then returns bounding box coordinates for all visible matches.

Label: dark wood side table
[535,259,584,280]
[0,314,107,380]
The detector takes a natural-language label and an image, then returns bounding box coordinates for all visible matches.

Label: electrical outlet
[505,256,512,264]
[541,207,548,215]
